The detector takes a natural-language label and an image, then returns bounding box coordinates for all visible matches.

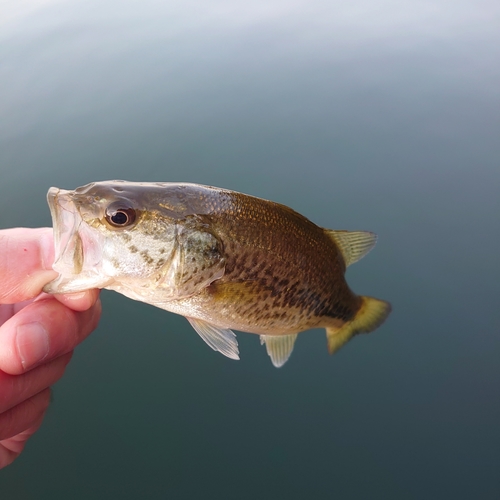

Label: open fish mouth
[46,187,84,276]
[44,186,111,294]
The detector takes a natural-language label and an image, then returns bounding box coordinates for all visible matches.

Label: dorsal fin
[325,230,377,267]
[260,334,298,368]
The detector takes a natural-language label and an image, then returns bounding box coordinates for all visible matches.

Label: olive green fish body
[166,190,361,335]
[44,181,391,367]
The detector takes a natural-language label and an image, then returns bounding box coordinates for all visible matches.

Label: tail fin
[326,296,391,355]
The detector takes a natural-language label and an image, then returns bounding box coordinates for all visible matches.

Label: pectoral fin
[326,296,391,354]
[260,334,298,368]
[186,317,239,360]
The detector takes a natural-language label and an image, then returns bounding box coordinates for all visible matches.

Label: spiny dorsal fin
[186,317,239,360]
[326,296,391,354]
[325,230,377,267]
[260,334,298,368]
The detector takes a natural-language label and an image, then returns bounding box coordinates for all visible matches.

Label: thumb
[0,228,57,304]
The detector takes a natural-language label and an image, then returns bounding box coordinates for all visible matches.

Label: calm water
[1,1,499,498]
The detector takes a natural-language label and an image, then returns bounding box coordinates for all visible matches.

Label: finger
[0,388,51,443]
[0,300,45,328]
[0,228,98,310]
[0,304,16,328]
[0,352,72,414]
[53,289,101,312]
[0,228,56,303]
[0,411,46,469]
[0,297,101,375]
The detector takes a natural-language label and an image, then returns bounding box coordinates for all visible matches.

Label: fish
[43,181,391,367]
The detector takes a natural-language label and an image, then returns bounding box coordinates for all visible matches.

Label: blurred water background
[1,0,499,498]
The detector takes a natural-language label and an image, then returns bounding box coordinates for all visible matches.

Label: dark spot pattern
[140,250,154,265]
[104,184,365,335]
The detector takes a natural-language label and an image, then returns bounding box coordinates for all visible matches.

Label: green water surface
[1,1,499,498]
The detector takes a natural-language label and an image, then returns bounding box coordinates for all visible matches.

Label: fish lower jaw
[43,273,113,294]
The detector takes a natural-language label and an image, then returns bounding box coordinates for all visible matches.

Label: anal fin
[260,334,298,368]
[186,317,239,360]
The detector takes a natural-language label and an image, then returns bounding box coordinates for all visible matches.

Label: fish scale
[44,181,391,367]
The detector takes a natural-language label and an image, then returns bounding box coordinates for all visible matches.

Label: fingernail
[16,322,50,370]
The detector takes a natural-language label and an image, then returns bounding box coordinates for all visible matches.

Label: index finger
[0,228,56,304]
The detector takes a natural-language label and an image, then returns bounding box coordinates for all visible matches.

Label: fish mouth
[44,187,108,294]
[46,187,83,276]
[44,187,99,293]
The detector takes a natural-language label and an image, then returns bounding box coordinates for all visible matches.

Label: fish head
[44,181,225,299]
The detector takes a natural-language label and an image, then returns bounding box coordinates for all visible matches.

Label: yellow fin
[325,230,377,267]
[326,296,391,354]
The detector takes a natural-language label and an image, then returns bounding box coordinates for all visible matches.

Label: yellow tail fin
[326,296,391,354]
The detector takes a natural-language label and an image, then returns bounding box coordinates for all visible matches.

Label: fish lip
[47,187,62,255]
[46,187,81,275]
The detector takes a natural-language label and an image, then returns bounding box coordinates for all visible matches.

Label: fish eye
[105,204,137,228]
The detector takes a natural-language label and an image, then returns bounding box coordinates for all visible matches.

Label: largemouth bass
[44,181,391,367]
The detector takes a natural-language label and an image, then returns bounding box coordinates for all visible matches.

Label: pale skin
[0,228,101,469]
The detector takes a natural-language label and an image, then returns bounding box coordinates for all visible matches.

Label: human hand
[0,228,101,468]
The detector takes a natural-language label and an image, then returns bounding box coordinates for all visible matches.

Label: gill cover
[154,223,225,298]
